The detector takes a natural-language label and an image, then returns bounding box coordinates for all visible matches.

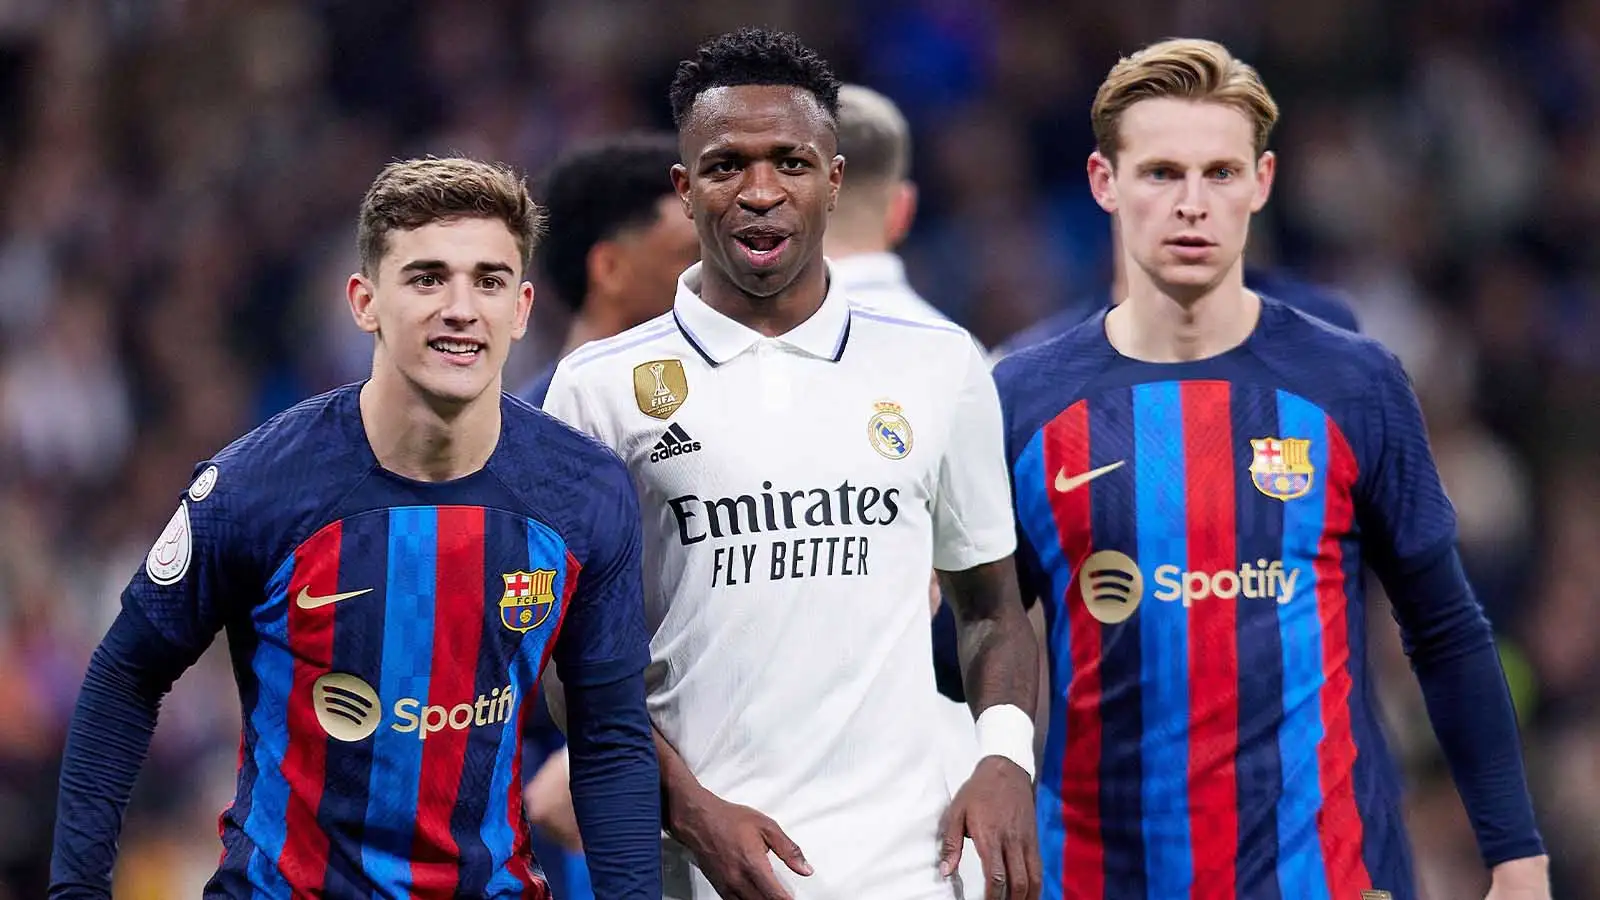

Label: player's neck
[561,304,630,356]
[700,255,828,337]
[822,221,889,257]
[1108,276,1260,363]
[358,373,501,482]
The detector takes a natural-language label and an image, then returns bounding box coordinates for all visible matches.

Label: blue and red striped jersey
[123,384,650,898]
[995,298,1457,900]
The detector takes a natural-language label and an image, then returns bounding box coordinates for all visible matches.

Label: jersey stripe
[278,520,343,893]
[1273,393,1333,899]
[245,556,298,898]
[1231,389,1286,897]
[1181,381,1240,898]
[362,506,438,889]
[1313,415,1370,894]
[1014,425,1073,896]
[1041,401,1103,898]
[1131,382,1192,896]
[409,506,486,895]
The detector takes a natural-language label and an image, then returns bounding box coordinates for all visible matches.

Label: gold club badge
[500,569,556,633]
[634,359,688,419]
[1249,437,1315,501]
[867,400,913,459]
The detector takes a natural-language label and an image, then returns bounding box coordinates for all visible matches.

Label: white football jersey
[544,262,1016,899]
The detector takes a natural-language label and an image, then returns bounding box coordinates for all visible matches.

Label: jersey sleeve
[552,460,651,687]
[123,467,251,656]
[1354,351,1458,575]
[932,338,1019,571]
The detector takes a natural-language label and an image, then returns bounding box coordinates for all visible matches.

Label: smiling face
[347,216,533,409]
[1088,97,1276,301]
[671,84,844,300]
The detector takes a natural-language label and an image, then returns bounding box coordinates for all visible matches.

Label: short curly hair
[536,133,681,311]
[669,27,841,129]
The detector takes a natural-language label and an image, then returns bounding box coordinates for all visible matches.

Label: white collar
[671,262,853,367]
[826,252,908,292]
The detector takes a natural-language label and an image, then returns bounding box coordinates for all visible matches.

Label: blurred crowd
[0,1,1594,897]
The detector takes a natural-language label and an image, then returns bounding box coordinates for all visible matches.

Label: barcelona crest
[1249,437,1315,501]
[500,569,556,633]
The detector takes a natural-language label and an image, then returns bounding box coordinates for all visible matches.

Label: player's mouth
[428,337,486,365]
[732,228,792,270]
[1164,235,1216,261]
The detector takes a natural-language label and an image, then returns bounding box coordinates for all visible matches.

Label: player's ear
[885,180,917,248]
[827,154,845,212]
[511,281,534,341]
[347,272,380,334]
[671,163,693,220]
[1088,151,1118,214]
[1251,150,1276,213]
[587,240,624,299]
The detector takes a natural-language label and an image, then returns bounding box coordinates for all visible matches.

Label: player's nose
[737,162,785,213]
[440,279,480,323]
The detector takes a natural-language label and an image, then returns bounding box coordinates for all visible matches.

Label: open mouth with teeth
[429,338,485,362]
[733,232,792,269]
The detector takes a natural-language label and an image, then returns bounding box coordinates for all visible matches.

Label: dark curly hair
[669,27,841,129]
[535,133,681,311]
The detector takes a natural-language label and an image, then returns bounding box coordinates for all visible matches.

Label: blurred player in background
[995,39,1548,899]
[49,157,661,899]
[518,133,700,407]
[512,131,696,900]
[546,28,1041,900]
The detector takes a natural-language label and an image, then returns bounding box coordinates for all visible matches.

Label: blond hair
[357,156,546,277]
[1091,38,1279,165]
[836,84,911,186]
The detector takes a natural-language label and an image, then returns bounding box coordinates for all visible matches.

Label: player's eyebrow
[398,259,515,276]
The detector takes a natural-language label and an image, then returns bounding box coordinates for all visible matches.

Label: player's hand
[522,747,581,852]
[939,756,1041,900]
[670,786,812,900]
[1485,855,1551,899]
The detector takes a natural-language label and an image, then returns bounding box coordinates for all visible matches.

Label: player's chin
[413,363,498,405]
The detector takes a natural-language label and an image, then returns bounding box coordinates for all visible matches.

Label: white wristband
[974,703,1036,781]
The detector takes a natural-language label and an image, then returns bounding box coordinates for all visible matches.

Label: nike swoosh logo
[1055,460,1127,493]
[295,586,374,610]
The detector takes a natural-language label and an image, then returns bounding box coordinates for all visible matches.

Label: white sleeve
[932,338,1018,571]
[541,360,609,445]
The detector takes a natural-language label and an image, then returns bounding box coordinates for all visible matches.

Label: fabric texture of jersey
[544,261,1016,900]
[119,385,649,899]
[996,299,1449,900]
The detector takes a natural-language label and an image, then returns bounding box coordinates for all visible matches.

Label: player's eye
[778,157,809,171]
[706,160,739,176]
[1211,167,1236,181]
[1146,167,1175,181]
[477,276,505,291]
[410,273,443,288]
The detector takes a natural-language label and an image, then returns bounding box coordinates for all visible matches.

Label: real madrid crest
[867,400,913,460]
[1249,437,1315,500]
[500,569,556,633]
[634,359,688,419]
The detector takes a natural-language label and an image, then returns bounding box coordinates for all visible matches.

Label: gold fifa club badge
[1249,437,1315,501]
[867,400,913,460]
[500,569,556,633]
[634,359,688,419]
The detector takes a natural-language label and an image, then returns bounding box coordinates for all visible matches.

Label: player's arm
[50,483,239,899]
[933,339,1041,900]
[551,461,661,899]
[1359,355,1548,893]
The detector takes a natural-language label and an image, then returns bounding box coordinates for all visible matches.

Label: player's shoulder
[845,299,984,367]
[554,312,681,382]
[196,384,368,512]
[1253,296,1402,401]
[496,393,635,503]
[992,310,1116,400]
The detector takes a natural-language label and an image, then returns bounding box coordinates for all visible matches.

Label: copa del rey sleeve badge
[634,359,688,419]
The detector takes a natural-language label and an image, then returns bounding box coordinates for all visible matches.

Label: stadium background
[0,0,1594,896]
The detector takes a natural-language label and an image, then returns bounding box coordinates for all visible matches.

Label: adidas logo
[649,423,702,462]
